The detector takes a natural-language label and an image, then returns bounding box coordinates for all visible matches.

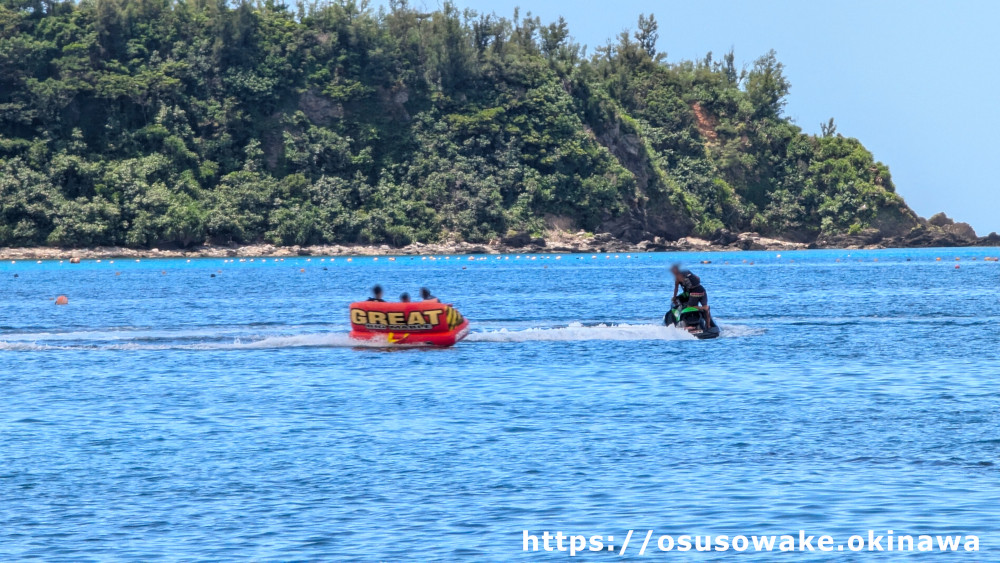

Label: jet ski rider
[671,264,713,329]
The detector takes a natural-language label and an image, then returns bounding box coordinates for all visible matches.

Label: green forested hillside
[0,0,919,248]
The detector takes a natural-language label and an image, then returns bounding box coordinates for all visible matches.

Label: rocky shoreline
[1,227,997,261]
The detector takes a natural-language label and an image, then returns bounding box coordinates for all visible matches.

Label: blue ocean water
[1,248,998,559]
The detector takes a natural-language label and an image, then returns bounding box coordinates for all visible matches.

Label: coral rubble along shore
[2,224,997,261]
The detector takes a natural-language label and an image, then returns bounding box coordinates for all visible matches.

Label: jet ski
[664,293,721,339]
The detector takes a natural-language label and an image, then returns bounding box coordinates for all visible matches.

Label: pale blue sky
[417,0,1000,234]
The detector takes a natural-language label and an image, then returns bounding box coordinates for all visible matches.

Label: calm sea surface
[1,248,998,559]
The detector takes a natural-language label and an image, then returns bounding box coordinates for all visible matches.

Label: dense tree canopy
[0,0,915,247]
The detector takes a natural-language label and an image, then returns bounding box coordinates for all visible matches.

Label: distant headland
[0,2,995,256]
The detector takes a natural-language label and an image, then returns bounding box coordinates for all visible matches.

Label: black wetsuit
[676,270,707,307]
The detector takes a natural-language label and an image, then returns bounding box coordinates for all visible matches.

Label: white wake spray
[465,322,696,342]
[0,321,759,351]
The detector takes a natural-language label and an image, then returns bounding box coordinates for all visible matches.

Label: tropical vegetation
[0,0,917,247]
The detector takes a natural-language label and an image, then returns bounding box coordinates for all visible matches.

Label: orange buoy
[55,295,69,305]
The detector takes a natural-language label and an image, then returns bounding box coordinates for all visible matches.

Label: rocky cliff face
[590,115,694,243]
[817,212,996,248]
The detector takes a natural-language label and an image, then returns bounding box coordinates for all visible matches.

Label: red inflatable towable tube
[349,301,470,347]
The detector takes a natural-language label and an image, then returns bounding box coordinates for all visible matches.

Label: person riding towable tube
[367,285,385,302]
[420,287,439,303]
[670,264,713,329]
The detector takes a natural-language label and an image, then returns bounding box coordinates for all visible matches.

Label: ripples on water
[1,249,998,559]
